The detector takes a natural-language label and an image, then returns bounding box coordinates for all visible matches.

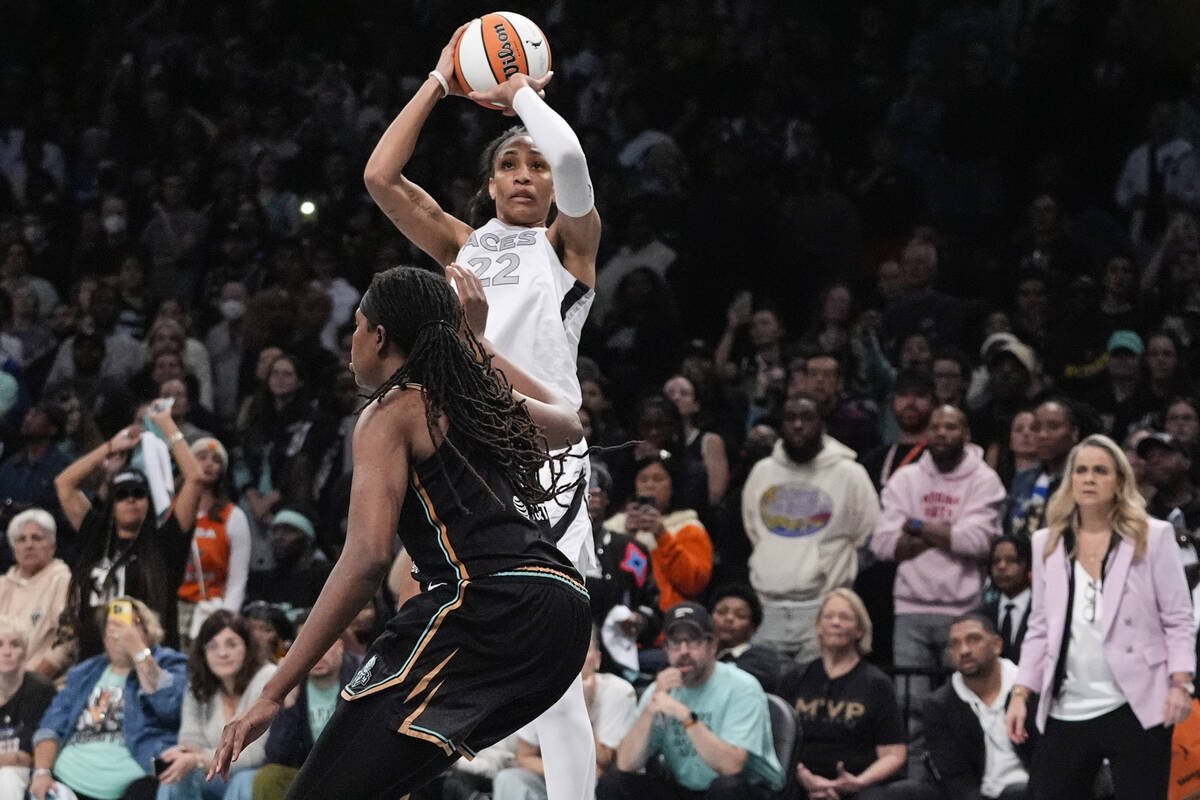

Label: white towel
[135,432,175,521]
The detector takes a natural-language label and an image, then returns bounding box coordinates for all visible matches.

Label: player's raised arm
[363,23,474,265]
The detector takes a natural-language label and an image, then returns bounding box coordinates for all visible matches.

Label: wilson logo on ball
[455,12,552,108]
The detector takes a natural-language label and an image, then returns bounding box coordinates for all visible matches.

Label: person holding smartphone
[30,597,187,800]
[602,452,713,614]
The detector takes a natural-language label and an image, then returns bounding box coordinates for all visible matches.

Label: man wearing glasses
[600,602,783,800]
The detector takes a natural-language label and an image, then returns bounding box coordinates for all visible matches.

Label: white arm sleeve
[511,86,594,218]
[222,506,251,611]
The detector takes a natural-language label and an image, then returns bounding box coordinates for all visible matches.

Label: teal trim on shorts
[491,567,590,599]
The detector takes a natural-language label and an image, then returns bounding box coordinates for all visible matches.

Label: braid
[362,267,571,508]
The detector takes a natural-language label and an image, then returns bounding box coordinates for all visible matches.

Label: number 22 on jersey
[467,254,521,287]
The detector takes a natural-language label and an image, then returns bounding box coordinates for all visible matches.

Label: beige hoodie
[0,559,72,675]
[741,436,878,601]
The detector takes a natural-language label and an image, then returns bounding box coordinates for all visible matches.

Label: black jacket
[586,528,662,675]
[922,680,1038,800]
[979,595,1030,664]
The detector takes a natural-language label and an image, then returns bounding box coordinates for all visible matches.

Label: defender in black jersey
[209,265,590,798]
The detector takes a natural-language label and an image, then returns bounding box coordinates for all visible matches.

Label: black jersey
[400,432,578,586]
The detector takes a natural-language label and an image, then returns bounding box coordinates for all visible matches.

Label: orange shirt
[178,504,234,603]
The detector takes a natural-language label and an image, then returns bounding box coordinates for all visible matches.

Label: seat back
[765,692,799,768]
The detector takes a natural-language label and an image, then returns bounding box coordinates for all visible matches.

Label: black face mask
[782,434,822,465]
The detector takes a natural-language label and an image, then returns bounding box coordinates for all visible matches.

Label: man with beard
[601,602,783,800]
[861,370,935,492]
[858,371,934,666]
[896,615,1036,800]
[741,393,878,663]
[871,406,1005,710]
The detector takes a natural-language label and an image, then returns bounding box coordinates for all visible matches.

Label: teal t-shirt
[306,682,340,742]
[641,661,783,791]
[53,667,148,800]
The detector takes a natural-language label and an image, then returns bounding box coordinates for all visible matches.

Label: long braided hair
[360,266,569,507]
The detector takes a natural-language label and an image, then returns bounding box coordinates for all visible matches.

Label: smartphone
[153,756,169,776]
[635,495,657,510]
[108,599,134,626]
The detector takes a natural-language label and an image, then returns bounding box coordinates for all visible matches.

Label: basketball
[454,12,551,106]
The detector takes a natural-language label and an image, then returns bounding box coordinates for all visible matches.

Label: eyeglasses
[1083,577,1099,624]
[664,635,711,651]
[113,486,148,502]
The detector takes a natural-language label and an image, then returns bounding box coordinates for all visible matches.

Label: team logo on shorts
[348,654,377,691]
[512,496,531,519]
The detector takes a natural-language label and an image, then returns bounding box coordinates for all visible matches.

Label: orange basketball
[453,12,552,108]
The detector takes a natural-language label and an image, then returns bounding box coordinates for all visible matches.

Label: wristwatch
[1172,679,1196,696]
[133,647,153,664]
[683,711,700,729]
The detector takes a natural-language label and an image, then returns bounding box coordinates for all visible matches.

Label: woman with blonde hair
[0,613,56,799]
[779,588,907,799]
[1005,434,1194,798]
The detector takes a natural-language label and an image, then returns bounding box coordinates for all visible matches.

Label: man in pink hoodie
[871,405,1006,714]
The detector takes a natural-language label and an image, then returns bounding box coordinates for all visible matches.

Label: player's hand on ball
[447,263,489,336]
[468,71,553,116]
[433,22,472,97]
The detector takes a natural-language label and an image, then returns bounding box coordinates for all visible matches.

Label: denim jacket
[34,646,187,773]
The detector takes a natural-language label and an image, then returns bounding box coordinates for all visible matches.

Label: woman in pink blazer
[1004,434,1194,799]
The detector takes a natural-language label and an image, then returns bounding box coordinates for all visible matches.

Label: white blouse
[1049,561,1126,721]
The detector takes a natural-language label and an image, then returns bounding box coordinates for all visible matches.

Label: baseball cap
[111,468,149,491]
[663,601,715,639]
[1107,330,1144,356]
[1136,432,1188,459]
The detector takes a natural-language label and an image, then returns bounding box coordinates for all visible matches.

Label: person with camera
[602,452,713,614]
[30,598,187,800]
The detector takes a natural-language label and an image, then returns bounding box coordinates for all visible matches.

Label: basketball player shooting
[361,20,602,800]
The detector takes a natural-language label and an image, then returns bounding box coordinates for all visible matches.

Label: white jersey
[456,218,598,575]
[456,218,592,409]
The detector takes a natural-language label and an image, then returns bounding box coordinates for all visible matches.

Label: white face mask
[219,299,246,320]
[102,214,126,235]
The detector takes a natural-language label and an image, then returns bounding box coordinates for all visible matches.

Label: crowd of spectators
[0,0,1197,798]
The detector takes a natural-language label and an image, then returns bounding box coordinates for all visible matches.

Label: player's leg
[284,690,459,799]
[528,673,596,800]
